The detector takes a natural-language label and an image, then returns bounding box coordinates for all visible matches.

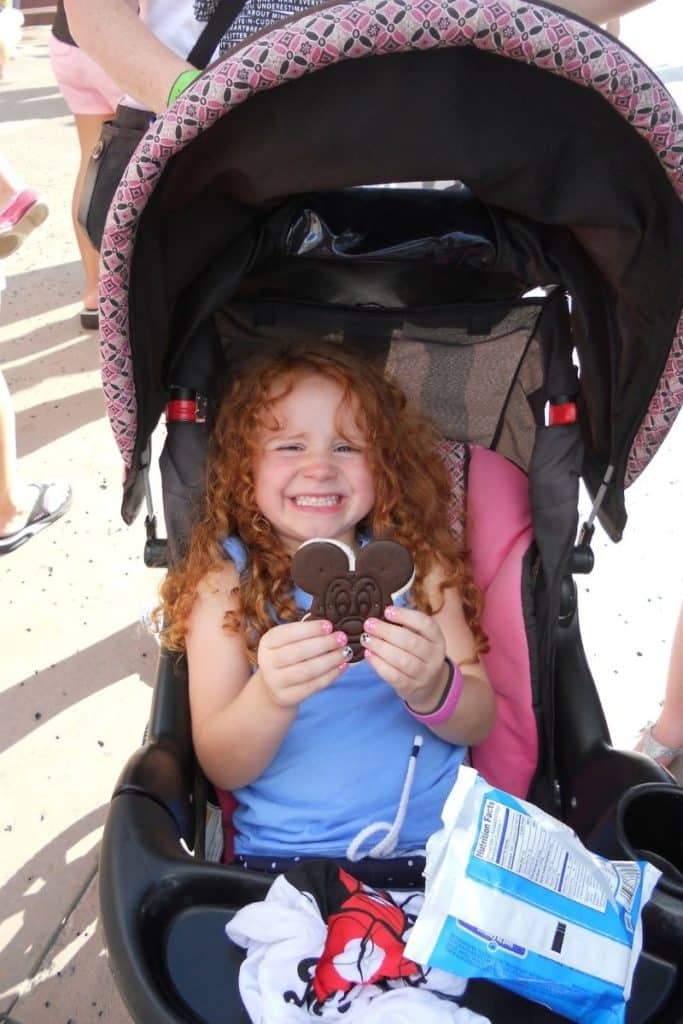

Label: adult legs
[650,607,683,754]
[634,606,683,783]
[72,112,113,312]
[0,152,24,210]
[0,367,33,535]
[0,368,72,550]
[0,293,70,545]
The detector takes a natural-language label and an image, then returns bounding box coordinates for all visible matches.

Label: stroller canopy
[99,0,683,539]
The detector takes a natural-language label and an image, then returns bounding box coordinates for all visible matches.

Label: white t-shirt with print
[142,0,317,57]
[127,0,318,106]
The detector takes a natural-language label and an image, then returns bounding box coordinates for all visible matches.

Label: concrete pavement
[0,7,681,1024]
[1,24,157,1023]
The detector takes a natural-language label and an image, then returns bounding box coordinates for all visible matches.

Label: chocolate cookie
[292,538,415,662]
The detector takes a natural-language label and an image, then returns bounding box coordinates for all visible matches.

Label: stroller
[96,0,683,1021]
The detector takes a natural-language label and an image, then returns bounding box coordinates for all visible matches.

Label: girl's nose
[303,456,335,479]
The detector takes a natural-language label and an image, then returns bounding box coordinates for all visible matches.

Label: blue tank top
[222,536,466,858]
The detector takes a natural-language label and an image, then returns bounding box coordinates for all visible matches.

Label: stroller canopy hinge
[139,461,169,568]
[570,464,615,576]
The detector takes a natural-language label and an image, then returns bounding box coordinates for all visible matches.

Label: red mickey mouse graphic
[312,868,419,1002]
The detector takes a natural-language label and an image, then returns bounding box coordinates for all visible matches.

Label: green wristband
[167,69,202,107]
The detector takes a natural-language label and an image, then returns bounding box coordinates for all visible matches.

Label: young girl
[160,344,495,881]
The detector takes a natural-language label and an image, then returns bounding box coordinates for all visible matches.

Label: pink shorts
[49,35,123,116]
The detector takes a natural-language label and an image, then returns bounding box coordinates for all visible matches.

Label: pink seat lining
[467,446,537,796]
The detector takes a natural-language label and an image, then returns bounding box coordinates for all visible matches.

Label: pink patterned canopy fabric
[99,0,683,485]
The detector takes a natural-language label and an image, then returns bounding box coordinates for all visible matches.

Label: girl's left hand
[361,605,450,712]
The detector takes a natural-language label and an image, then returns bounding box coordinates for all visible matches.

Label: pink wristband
[405,657,464,725]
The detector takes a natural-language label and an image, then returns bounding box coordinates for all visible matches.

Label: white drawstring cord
[346,735,425,862]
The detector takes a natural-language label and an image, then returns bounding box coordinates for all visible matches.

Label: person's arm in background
[65,0,656,112]
[557,0,654,21]
[64,0,193,112]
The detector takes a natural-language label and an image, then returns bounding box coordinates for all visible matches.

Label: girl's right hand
[257,619,351,709]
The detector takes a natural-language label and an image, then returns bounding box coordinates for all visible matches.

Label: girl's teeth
[294,496,339,507]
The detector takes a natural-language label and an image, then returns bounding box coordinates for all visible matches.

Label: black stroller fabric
[104,40,683,540]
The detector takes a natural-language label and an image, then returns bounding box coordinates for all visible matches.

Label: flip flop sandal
[80,307,99,330]
[0,482,72,555]
[0,189,49,259]
[635,722,683,768]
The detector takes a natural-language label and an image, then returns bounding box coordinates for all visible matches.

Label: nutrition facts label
[474,798,608,911]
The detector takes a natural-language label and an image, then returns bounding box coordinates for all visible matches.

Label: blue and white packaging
[405,767,661,1024]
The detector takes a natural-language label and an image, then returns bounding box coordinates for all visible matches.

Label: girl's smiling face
[253,373,375,555]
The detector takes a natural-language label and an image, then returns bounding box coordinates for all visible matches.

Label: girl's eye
[276,443,304,452]
[335,443,362,454]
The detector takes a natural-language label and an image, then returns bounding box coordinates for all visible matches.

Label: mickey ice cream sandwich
[292,538,415,662]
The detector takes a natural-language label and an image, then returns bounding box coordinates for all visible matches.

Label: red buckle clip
[548,401,577,426]
[165,394,207,423]
[166,399,196,421]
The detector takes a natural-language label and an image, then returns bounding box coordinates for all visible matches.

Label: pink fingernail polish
[335,632,348,645]
[364,649,372,659]
[321,621,333,634]
[385,606,397,619]
[365,618,378,631]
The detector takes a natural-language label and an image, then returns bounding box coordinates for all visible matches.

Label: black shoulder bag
[78,0,243,250]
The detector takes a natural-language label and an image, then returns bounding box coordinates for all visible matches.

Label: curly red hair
[160,344,486,660]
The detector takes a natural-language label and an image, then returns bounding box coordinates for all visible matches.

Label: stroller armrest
[101,757,271,1024]
[113,739,195,845]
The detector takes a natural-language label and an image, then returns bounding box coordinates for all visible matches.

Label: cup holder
[616,783,683,897]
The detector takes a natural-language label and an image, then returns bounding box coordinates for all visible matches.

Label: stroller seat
[94,0,683,1019]
[101,415,682,1024]
[101,205,683,1021]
